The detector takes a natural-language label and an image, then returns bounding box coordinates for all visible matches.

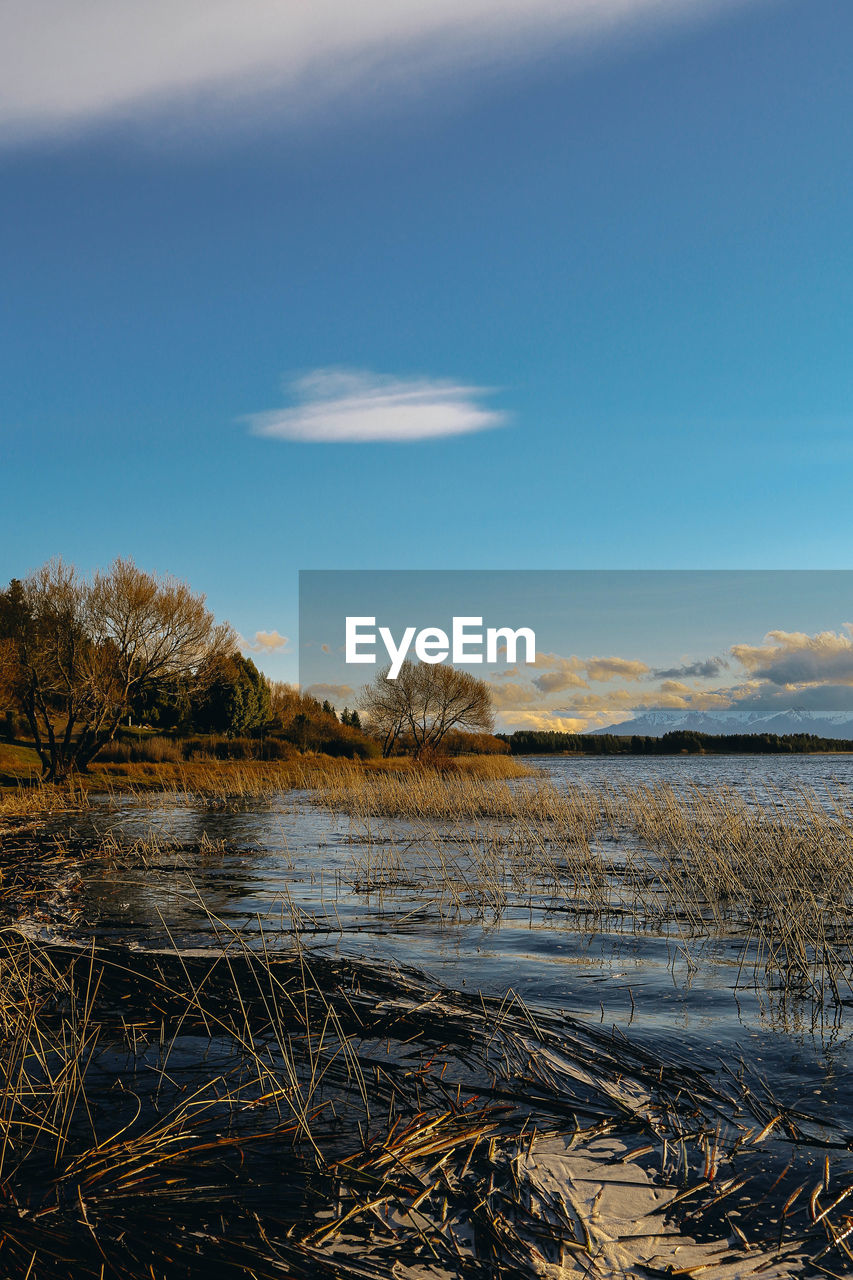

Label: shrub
[258,737,297,761]
[320,735,382,760]
[96,735,182,764]
[216,737,251,760]
[443,730,511,756]
[178,735,298,762]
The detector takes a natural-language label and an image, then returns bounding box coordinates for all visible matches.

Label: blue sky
[2,0,852,688]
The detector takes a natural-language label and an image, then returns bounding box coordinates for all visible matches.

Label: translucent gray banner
[299,570,853,736]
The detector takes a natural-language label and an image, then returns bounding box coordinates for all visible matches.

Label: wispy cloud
[247,369,507,444]
[531,651,649,694]
[584,656,650,683]
[0,1,757,143]
[532,654,587,695]
[239,629,288,653]
[651,656,728,680]
[488,681,542,713]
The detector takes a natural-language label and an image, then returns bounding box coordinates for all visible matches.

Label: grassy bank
[0,742,529,813]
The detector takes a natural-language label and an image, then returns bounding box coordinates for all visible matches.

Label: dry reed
[2,778,853,1276]
[314,771,853,1004]
[0,919,843,1278]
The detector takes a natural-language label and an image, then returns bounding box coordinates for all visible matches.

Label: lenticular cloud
[246,369,507,444]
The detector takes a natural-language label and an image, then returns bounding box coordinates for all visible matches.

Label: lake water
[540,750,853,798]
[50,754,853,1160]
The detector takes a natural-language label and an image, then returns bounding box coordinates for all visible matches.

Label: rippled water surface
[53,754,853,1148]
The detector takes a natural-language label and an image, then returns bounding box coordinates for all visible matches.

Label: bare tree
[0,558,234,780]
[359,660,494,757]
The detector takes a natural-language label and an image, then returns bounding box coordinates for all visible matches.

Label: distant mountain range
[591,708,853,739]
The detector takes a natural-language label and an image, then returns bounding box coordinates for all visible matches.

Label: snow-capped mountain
[591,707,853,738]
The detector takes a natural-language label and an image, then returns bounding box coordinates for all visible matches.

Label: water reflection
[42,754,853,1139]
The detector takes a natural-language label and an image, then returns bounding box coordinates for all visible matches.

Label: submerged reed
[3,766,853,1274]
[0,922,845,1278]
[315,771,853,1003]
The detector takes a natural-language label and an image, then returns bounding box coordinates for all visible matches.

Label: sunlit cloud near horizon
[490,625,853,732]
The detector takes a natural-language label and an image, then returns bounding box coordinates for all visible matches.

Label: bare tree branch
[0,558,235,780]
[359,660,493,758]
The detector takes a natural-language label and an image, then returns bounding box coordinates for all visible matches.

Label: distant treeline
[500,730,853,756]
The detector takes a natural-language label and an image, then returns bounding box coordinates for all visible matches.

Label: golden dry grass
[0,750,529,816]
[0,779,90,819]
